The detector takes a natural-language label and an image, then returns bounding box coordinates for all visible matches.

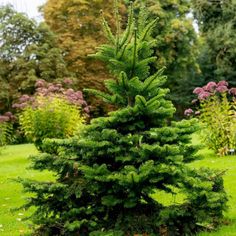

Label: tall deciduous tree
[0,5,71,112]
[43,0,127,115]
[192,0,236,87]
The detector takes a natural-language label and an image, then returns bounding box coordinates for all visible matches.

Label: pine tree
[124,0,200,114]
[21,3,227,235]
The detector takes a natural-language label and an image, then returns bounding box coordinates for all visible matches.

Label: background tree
[191,0,236,87]
[21,6,227,235]
[43,0,127,115]
[0,5,71,112]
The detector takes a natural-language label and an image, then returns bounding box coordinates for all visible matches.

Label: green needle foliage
[21,3,228,235]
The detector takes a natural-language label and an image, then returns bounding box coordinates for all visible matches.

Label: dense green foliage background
[1,1,235,118]
[192,0,236,87]
[0,5,71,113]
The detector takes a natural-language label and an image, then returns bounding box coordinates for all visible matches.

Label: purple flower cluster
[184,108,193,116]
[13,79,90,115]
[185,80,236,117]
[193,80,236,100]
[0,112,16,123]
[184,108,200,117]
[12,94,34,109]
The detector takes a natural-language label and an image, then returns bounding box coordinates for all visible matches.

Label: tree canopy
[43,0,127,115]
[0,5,71,112]
[192,0,236,87]
[43,0,199,115]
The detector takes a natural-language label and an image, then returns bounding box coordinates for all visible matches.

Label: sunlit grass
[194,154,236,236]
[192,133,236,235]
[1,141,236,235]
[0,144,53,236]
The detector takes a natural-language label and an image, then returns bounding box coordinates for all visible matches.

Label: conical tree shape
[21,3,227,235]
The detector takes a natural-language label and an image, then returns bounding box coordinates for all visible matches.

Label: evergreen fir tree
[21,3,227,235]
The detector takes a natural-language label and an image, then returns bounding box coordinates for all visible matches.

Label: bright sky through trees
[0,0,45,19]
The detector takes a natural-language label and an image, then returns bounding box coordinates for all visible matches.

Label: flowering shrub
[186,81,236,156]
[19,96,84,150]
[0,112,15,148]
[14,79,87,150]
[13,79,90,115]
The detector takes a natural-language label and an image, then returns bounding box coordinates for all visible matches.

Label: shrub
[20,4,227,235]
[187,81,236,156]
[0,112,14,149]
[13,79,88,149]
[13,79,90,116]
[19,95,84,150]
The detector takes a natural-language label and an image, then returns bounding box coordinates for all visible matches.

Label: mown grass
[191,135,236,236]
[0,143,236,235]
[0,144,53,236]
[195,154,236,236]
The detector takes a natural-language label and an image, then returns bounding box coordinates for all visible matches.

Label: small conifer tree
[21,3,227,235]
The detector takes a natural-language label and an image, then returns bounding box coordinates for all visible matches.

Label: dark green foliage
[21,4,227,235]
[0,114,13,148]
[192,0,236,87]
[0,5,71,113]
[0,4,38,60]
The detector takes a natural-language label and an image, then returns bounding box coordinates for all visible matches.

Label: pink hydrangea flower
[229,88,236,95]
[198,92,211,100]
[75,91,83,99]
[65,89,74,95]
[205,82,217,92]
[217,81,228,87]
[216,86,228,93]
[63,78,73,85]
[4,112,12,117]
[19,94,30,103]
[193,87,204,95]
[0,115,9,122]
[84,107,90,114]
[35,79,46,88]
[184,108,193,116]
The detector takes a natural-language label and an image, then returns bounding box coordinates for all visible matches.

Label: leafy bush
[19,95,84,150]
[187,81,236,155]
[0,112,14,149]
[20,5,228,235]
[13,79,90,116]
[13,79,88,149]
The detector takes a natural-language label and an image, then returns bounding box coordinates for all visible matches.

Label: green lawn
[0,144,53,236]
[0,143,236,235]
[194,153,236,236]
